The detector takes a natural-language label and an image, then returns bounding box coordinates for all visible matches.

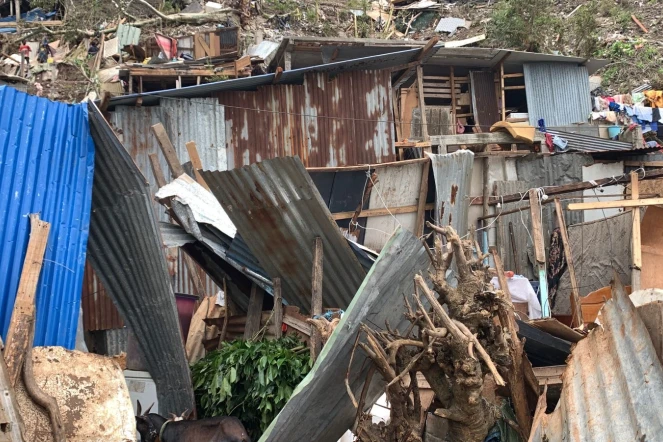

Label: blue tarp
[0,8,57,33]
[0,87,95,347]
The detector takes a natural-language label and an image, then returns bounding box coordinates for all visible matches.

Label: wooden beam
[450,66,457,127]
[4,214,50,387]
[532,365,564,386]
[554,198,583,328]
[148,153,167,188]
[503,85,526,90]
[631,172,642,291]
[478,168,663,206]
[331,203,435,220]
[632,14,649,33]
[0,336,26,441]
[185,141,210,190]
[244,284,262,340]
[503,73,524,78]
[393,89,402,142]
[431,132,543,147]
[624,161,663,167]
[474,150,532,157]
[500,61,506,121]
[416,65,429,140]
[415,160,431,237]
[392,37,439,88]
[567,197,663,211]
[151,123,185,179]
[310,237,324,361]
[305,157,429,173]
[272,278,283,339]
[126,67,216,77]
[529,189,549,317]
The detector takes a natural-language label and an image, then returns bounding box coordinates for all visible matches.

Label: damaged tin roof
[87,102,195,415]
[530,280,663,441]
[200,156,367,313]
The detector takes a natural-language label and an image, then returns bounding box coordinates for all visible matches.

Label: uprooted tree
[354,224,529,442]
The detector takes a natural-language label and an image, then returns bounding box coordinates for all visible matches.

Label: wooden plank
[500,61,506,121]
[478,168,663,206]
[503,73,524,78]
[416,65,429,140]
[196,34,212,57]
[474,150,532,157]
[532,365,565,386]
[306,157,429,173]
[444,34,486,48]
[126,67,216,77]
[244,284,262,340]
[529,189,549,317]
[431,132,542,147]
[624,161,663,167]
[632,14,649,33]
[415,160,430,237]
[1,20,64,27]
[272,278,283,339]
[554,198,583,328]
[331,203,435,220]
[503,85,526,90]
[567,197,663,210]
[424,75,469,82]
[151,123,185,178]
[393,89,402,142]
[450,66,457,129]
[0,337,26,441]
[310,237,324,361]
[148,153,167,188]
[185,141,209,190]
[4,214,50,387]
[632,171,642,291]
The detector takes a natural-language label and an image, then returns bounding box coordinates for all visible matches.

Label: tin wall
[217,70,396,168]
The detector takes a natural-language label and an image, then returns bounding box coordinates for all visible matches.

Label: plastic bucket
[608,126,621,139]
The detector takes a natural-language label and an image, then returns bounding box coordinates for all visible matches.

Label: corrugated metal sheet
[87,102,195,415]
[470,70,500,131]
[0,86,95,348]
[429,150,474,236]
[116,24,141,48]
[530,281,663,441]
[524,63,592,128]
[82,262,124,331]
[109,46,437,107]
[200,156,367,312]
[547,129,638,152]
[217,27,239,54]
[217,70,395,168]
[260,227,431,442]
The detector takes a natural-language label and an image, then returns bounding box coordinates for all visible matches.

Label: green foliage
[488,0,563,52]
[30,0,58,11]
[192,337,312,440]
[597,40,663,90]
[569,2,599,58]
[161,0,179,14]
[265,0,301,15]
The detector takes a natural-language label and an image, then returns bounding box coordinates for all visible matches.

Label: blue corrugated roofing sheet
[0,86,95,347]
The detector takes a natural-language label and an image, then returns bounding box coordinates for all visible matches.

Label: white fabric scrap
[490,275,542,319]
[156,174,237,238]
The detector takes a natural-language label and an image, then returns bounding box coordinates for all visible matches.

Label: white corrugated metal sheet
[524,63,592,128]
[429,150,474,236]
[530,281,663,441]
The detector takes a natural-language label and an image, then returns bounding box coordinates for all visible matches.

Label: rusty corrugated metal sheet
[200,156,366,312]
[530,281,663,441]
[82,262,124,332]
[217,70,395,168]
[470,70,500,131]
[87,102,195,415]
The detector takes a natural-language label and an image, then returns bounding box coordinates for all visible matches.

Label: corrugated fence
[0,86,95,347]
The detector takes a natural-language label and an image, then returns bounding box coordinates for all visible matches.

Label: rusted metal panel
[217,70,396,168]
[470,70,500,131]
[530,282,663,441]
[82,262,124,332]
[429,150,475,236]
[200,156,366,312]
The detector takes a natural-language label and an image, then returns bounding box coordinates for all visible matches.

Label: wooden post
[148,153,167,188]
[529,189,550,317]
[272,278,283,339]
[310,237,324,361]
[508,222,520,275]
[416,65,429,140]
[554,198,583,328]
[4,214,50,387]
[450,66,457,129]
[500,61,506,121]
[244,284,262,340]
[13,0,19,23]
[151,123,185,178]
[185,141,210,190]
[415,160,431,237]
[631,171,642,291]
[393,89,402,142]
[491,248,532,435]
[218,278,230,347]
[182,253,206,302]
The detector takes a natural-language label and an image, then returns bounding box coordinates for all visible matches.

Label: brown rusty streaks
[450,184,458,205]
